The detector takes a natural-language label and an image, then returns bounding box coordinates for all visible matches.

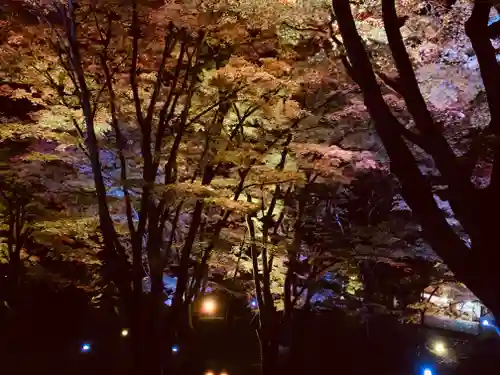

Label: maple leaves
[3,1,478,374]
[0,0,431,312]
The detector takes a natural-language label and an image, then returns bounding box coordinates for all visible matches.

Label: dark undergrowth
[1,284,499,375]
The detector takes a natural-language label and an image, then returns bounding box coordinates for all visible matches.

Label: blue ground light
[81,343,91,353]
[481,318,500,336]
[172,345,179,353]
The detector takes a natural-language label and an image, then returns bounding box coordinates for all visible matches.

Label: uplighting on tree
[201,297,217,315]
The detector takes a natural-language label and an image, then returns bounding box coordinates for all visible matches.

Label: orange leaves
[260,58,292,77]
[212,56,298,115]
[7,34,24,47]
[282,99,301,119]
[292,143,379,182]
[153,0,203,32]
[214,21,250,44]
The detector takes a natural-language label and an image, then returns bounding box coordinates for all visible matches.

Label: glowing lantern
[121,329,129,337]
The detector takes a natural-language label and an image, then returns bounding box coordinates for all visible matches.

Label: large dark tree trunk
[147,273,166,375]
[259,327,280,375]
[289,309,310,375]
[331,0,500,321]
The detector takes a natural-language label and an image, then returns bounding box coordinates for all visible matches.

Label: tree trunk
[146,273,166,375]
[130,308,144,375]
[260,335,280,375]
[258,312,281,375]
[289,309,309,375]
[331,0,500,322]
[6,248,21,308]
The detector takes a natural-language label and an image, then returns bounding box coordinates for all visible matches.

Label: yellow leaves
[20,152,63,163]
[158,181,219,199]
[206,197,259,214]
[0,243,7,264]
[0,123,75,145]
[154,180,261,214]
[37,106,79,131]
[247,166,305,186]
[32,217,100,243]
[38,106,110,137]
[211,149,260,167]
[210,177,241,189]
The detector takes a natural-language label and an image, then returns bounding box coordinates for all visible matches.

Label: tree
[4,1,483,374]
[4,1,334,374]
[331,0,500,320]
[0,176,34,299]
[211,139,380,374]
[0,79,93,304]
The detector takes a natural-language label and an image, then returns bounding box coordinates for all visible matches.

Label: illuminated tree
[1,1,333,373]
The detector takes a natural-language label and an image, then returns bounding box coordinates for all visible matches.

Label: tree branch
[331,0,472,284]
[465,1,500,193]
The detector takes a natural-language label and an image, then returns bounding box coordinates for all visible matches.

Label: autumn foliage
[2,0,499,374]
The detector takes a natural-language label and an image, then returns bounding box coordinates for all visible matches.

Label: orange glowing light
[201,298,217,315]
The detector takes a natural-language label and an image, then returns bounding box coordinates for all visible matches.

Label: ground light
[201,297,217,315]
[121,328,129,337]
[250,299,258,309]
[220,371,229,375]
[172,345,179,353]
[432,340,447,356]
[480,319,500,337]
[422,368,433,375]
[204,371,215,375]
[81,343,91,353]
